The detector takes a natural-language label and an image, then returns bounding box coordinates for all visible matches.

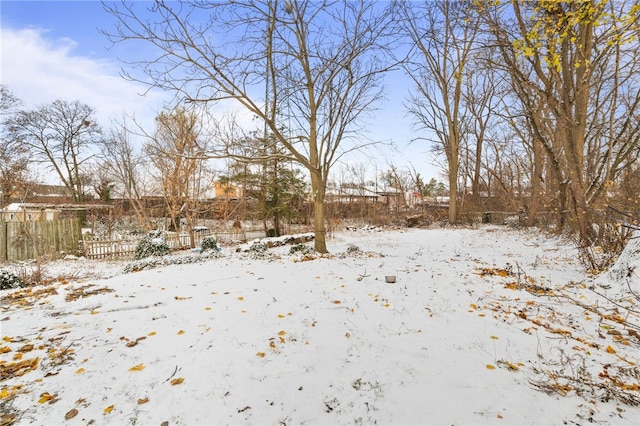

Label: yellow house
[214,181,244,199]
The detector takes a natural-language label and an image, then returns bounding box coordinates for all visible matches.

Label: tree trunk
[447,137,459,224]
[310,169,327,253]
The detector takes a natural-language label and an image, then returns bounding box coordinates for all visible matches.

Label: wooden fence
[81,229,253,260]
[0,218,82,262]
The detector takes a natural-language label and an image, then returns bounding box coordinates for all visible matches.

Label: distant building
[0,203,61,222]
[214,180,244,199]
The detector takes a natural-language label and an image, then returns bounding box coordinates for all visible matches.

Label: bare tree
[103,0,397,253]
[481,0,640,245]
[398,0,480,224]
[7,100,102,215]
[100,116,152,229]
[145,106,213,241]
[0,86,31,206]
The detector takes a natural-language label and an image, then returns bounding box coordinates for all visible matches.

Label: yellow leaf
[75,368,86,374]
[0,346,10,354]
[256,352,266,358]
[490,335,499,340]
[332,300,341,304]
[38,392,56,404]
[12,353,22,361]
[606,345,616,354]
[177,330,185,335]
[278,330,286,336]
[137,397,149,404]
[486,364,496,370]
[237,296,244,301]
[170,377,184,385]
[204,307,211,311]
[0,389,10,399]
[104,405,114,414]
[277,314,285,318]
[2,336,13,343]
[148,331,156,336]
[129,363,145,371]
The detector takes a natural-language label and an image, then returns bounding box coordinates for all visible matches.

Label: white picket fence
[82,229,249,259]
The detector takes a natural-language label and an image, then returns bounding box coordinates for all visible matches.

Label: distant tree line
[1,0,638,261]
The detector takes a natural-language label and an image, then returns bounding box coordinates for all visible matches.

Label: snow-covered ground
[1,225,639,425]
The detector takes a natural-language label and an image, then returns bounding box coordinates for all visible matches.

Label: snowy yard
[1,225,639,425]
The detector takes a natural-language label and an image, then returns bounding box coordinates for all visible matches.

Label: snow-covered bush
[246,242,272,260]
[124,249,223,273]
[289,244,310,255]
[134,230,170,260]
[201,236,219,252]
[0,269,24,290]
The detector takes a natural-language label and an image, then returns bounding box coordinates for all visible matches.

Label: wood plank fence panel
[1,218,81,261]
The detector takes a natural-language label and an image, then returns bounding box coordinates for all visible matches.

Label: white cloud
[0,27,166,128]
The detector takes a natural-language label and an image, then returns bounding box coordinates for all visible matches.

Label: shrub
[134,230,170,260]
[289,244,313,256]
[201,236,219,252]
[0,269,24,291]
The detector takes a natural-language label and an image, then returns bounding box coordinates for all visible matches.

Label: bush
[201,236,219,252]
[134,230,170,260]
[289,244,313,256]
[0,269,24,291]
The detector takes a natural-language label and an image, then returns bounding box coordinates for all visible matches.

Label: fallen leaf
[177,330,185,335]
[256,352,266,358]
[486,364,496,370]
[278,330,286,336]
[75,368,86,374]
[129,363,145,371]
[606,345,616,354]
[170,377,184,385]
[104,405,114,414]
[64,408,78,420]
[18,344,34,353]
[490,335,499,340]
[137,397,149,404]
[148,331,156,336]
[277,314,285,318]
[38,392,56,404]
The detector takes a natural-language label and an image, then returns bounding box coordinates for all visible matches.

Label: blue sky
[1,1,441,183]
